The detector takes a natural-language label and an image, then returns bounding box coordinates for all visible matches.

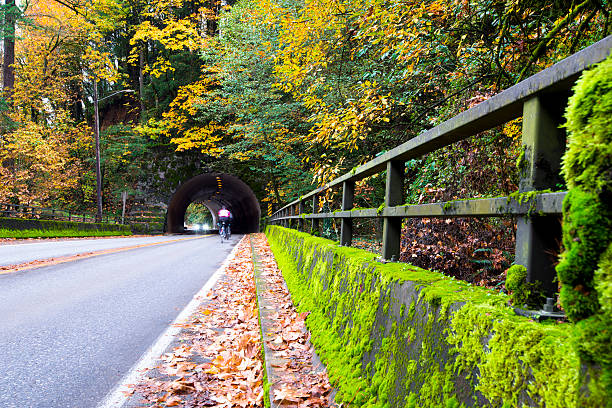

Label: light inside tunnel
[184,202,213,230]
[166,173,261,234]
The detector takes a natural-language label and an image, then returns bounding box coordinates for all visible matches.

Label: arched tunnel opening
[166,173,261,234]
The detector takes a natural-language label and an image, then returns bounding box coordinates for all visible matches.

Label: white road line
[96,236,246,408]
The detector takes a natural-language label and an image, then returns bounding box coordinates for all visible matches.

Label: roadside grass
[0,229,132,239]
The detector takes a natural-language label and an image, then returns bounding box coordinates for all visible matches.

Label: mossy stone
[505,265,528,306]
[265,225,593,407]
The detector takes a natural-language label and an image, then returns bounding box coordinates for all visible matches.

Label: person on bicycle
[217,206,232,237]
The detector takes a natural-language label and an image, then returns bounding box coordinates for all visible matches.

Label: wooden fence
[0,202,120,224]
[269,35,612,296]
[0,203,165,232]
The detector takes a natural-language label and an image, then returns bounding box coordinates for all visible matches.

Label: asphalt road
[0,235,210,267]
[0,234,239,408]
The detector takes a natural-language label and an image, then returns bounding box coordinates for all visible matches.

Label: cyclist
[217,206,232,238]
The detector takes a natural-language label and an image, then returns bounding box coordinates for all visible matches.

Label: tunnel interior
[166,173,261,233]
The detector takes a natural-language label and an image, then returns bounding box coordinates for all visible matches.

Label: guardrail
[269,35,612,296]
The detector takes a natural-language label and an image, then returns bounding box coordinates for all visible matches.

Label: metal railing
[269,35,612,296]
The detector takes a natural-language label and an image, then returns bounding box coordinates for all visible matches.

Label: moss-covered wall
[266,225,603,407]
[555,52,612,402]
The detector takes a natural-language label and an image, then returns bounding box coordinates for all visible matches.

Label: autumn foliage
[1,0,610,277]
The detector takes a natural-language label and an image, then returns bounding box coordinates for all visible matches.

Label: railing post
[311,195,319,235]
[298,200,304,232]
[292,204,298,229]
[287,206,292,228]
[287,206,292,229]
[340,181,354,246]
[515,95,565,295]
[382,160,404,261]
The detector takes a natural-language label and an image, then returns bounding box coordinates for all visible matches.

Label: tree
[1,0,16,95]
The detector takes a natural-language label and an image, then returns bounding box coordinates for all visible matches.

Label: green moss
[377,203,385,215]
[504,264,544,308]
[558,51,612,322]
[506,189,553,217]
[265,226,588,407]
[0,217,132,237]
[562,53,612,194]
[555,55,612,403]
[557,189,611,285]
[595,243,612,319]
[505,265,528,306]
[516,144,527,172]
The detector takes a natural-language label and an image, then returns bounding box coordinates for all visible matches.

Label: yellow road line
[0,235,211,275]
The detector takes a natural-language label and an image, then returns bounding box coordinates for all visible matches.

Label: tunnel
[166,173,261,234]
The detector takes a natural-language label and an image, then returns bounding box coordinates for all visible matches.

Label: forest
[1,0,610,280]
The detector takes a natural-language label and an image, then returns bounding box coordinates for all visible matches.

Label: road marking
[96,236,245,408]
[0,235,211,275]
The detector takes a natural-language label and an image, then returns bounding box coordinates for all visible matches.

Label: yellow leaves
[503,118,522,143]
[135,74,226,156]
[131,17,205,52]
[83,47,120,82]
[144,58,175,78]
[229,151,253,161]
[0,118,92,204]
[308,81,390,152]
[171,122,226,156]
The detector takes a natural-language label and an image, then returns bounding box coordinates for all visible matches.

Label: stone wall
[265,225,599,408]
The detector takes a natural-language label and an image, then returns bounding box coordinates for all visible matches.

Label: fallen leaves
[126,234,335,407]
[129,236,264,407]
[251,233,335,408]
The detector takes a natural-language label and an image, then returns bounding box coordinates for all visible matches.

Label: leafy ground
[251,233,334,406]
[126,235,334,407]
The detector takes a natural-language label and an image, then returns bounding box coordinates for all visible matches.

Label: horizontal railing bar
[271,192,566,220]
[272,36,612,216]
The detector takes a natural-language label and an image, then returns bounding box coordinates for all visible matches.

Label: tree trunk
[2,0,16,96]
[139,48,145,114]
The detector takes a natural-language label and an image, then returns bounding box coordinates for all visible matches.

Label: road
[0,235,209,267]
[0,234,239,408]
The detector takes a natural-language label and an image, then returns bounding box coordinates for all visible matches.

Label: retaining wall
[265,226,602,408]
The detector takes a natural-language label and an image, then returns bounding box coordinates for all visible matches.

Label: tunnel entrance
[166,173,261,233]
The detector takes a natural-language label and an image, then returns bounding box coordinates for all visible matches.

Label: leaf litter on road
[128,236,263,407]
[251,233,336,408]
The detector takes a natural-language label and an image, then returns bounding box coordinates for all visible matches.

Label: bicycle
[219,222,231,242]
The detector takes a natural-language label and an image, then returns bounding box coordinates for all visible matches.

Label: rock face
[130,148,264,233]
[266,225,599,408]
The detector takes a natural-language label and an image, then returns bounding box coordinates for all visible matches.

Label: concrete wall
[265,226,601,408]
